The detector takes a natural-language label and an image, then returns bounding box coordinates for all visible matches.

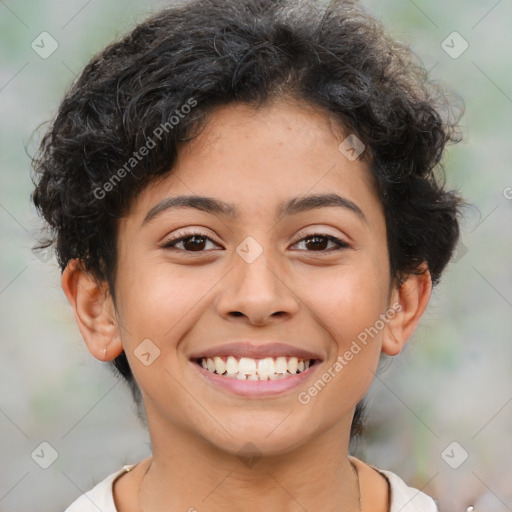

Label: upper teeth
[200,356,311,380]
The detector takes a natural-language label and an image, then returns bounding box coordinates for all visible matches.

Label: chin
[196,414,321,462]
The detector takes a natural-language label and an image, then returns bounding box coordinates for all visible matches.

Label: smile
[198,356,313,380]
[189,341,323,397]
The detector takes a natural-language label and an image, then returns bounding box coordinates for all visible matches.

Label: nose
[215,246,300,326]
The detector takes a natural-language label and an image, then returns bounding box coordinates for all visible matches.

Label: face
[111,99,394,458]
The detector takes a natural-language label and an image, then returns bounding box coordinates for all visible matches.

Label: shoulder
[349,456,438,512]
[63,465,135,512]
[378,469,439,512]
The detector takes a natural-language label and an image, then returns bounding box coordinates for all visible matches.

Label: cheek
[114,264,200,413]
[305,261,389,350]
[296,266,388,418]
[113,260,190,347]
[116,260,223,357]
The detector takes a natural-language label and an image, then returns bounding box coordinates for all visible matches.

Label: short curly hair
[31,0,465,437]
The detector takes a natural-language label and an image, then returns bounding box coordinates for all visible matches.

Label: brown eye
[162,231,349,254]
[293,234,349,252]
[162,231,218,252]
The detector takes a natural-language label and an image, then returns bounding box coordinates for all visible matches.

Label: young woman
[31,0,465,510]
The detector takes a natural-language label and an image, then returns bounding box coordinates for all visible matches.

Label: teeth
[238,357,257,376]
[275,356,287,374]
[214,356,226,375]
[226,356,238,375]
[199,355,314,380]
[257,357,274,380]
[287,357,298,374]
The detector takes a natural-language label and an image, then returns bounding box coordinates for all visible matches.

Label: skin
[62,98,432,511]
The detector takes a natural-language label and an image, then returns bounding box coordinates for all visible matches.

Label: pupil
[306,236,327,250]
[185,236,206,251]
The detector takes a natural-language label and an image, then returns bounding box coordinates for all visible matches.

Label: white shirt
[64,464,438,511]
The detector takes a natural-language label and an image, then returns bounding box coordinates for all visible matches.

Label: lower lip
[192,361,320,397]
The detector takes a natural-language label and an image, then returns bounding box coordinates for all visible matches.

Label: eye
[292,233,350,252]
[162,230,219,252]
[162,230,350,253]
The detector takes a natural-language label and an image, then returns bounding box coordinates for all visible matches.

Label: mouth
[193,355,318,381]
[189,342,323,397]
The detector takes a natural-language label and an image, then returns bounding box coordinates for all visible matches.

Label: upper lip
[189,342,323,361]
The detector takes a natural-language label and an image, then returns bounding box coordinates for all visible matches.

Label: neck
[138,415,360,512]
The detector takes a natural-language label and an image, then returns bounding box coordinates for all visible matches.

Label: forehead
[123,99,384,231]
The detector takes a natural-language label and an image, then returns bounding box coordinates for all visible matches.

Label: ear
[381,265,433,356]
[61,258,123,361]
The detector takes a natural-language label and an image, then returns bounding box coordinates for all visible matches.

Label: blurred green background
[0,0,511,510]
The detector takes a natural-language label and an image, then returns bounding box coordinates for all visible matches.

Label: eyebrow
[141,193,367,226]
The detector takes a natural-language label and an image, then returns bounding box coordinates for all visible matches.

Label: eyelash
[161,229,350,253]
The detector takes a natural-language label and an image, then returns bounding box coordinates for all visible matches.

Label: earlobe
[381,266,433,356]
[61,258,123,362]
